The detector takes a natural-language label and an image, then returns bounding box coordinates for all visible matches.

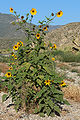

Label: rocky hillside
[44,22,80,51]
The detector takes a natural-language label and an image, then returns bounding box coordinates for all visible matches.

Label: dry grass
[0,62,9,73]
[62,84,80,102]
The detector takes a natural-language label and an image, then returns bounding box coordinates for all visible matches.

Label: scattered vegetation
[52,50,80,63]
[71,69,79,73]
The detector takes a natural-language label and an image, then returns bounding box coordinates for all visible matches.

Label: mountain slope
[44,22,80,51]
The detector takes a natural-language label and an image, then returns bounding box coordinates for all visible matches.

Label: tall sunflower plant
[0,8,70,117]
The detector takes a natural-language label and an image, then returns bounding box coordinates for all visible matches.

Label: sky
[0,0,80,25]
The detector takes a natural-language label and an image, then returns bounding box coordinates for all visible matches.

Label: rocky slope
[44,22,80,51]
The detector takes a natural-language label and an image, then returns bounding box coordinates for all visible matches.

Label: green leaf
[43,66,53,75]
[22,62,31,71]
[38,104,45,111]
[48,99,55,109]
[33,86,47,99]
[46,107,51,116]
[39,54,45,59]
[50,85,55,94]
[63,99,70,105]
[2,94,8,102]
[39,98,44,104]
[39,113,45,117]
[54,105,60,113]
[36,79,42,86]
[54,89,63,95]
[38,75,44,79]
[34,107,38,113]
[50,112,55,117]
[43,91,50,97]
[0,76,7,80]
[43,106,48,112]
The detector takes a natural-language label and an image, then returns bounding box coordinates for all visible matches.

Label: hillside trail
[0,61,80,120]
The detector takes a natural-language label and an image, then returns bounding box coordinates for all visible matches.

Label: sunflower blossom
[5,72,12,78]
[53,44,56,49]
[30,8,37,15]
[60,81,66,87]
[52,57,55,61]
[43,26,48,31]
[19,41,23,46]
[44,80,51,86]
[10,8,13,13]
[9,67,13,70]
[36,33,40,39]
[13,45,18,50]
[57,11,63,17]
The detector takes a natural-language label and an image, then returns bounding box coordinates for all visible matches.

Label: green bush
[52,50,80,63]
[0,8,70,117]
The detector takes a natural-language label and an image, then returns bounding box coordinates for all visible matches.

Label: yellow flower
[13,45,18,50]
[60,81,66,87]
[52,57,55,61]
[44,43,46,46]
[10,8,13,13]
[44,80,51,86]
[30,8,37,15]
[17,42,21,47]
[14,55,17,59]
[53,44,56,49]
[39,25,42,28]
[57,11,63,17]
[9,67,13,70]
[36,33,40,39]
[50,46,52,49]
[11,52,15,56]
[43,26,48,31]
[19,41,23,46]
[5,72,12,78]
[12,63,14,65]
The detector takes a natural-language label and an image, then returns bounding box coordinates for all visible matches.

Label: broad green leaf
[43,91,50,97]
[43,106,48,112]
[43,66,53,75]
[33,86,47,99]
[36,79,42,86]
[38,104,45,111]
[54,105,60,113]
[39,98,44,104]
[54,89,63,95]
[22,62,31,71]
[34,107,38,113]
[48,99,55,109]
[63,99,70,105]
[46,107,51,116]
[50,112,55,117]
[38,75,44,79]
[50,85,55,94]
[39,113,45,117]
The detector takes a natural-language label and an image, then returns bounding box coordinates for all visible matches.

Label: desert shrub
[0,8,70,117]
[0,55,9,63]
